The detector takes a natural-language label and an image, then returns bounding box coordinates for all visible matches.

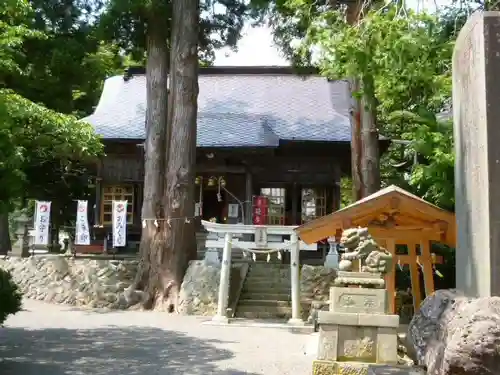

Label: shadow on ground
[0,326,257,375]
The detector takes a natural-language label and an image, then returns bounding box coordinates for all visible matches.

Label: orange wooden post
[385,238,397,314]
[407,242,422,312]
[420,239,435,298]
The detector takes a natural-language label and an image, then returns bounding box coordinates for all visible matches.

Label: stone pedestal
[367,365,425,375]
[313,286,400,375]
[329,286,387,314]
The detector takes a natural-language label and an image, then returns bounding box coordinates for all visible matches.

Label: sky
[214,0,453,66]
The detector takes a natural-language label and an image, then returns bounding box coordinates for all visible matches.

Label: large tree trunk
[346,3,380,199]
[161,0,199,311]
[360,76,380,196]
[349,78,363,201]
[133,13,170,309]
[346,4,364,201]
[0,213,11,255]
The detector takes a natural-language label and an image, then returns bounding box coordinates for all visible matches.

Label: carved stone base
[330,286,388,314]
[313,361,424,375]
[317,311,399,365]
[334,271,385,288]
[312,360,371,375]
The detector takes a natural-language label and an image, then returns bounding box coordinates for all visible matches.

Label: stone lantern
[13,213,32,257]
[324,237,339,269]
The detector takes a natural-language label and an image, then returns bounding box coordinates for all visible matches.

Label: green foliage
[276,1,456,209]
[0,268,22,325]
[0,0,120,232]
[0,90,103,212]
[0,1,104,217]
[4,0,125,117]
[340,177,354,208]
[99,0,251,64]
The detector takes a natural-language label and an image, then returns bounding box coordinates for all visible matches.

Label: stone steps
[235,262,292,319]
[241,292,291,301]
[238,299,291,307]
[236,310,291,319]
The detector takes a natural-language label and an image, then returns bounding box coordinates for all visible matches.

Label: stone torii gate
[201,220,317,325]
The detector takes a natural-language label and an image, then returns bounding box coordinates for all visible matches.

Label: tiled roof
[83,67,352,147]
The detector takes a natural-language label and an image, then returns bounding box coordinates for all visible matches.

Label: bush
[0,268,22,325]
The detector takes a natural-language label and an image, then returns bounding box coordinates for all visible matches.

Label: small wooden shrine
[295,185,456,315]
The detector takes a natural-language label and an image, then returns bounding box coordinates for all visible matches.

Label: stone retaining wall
[178,260,247,316]
[300,265,337,302]
[0,256,138,309]
[0,256,244,315]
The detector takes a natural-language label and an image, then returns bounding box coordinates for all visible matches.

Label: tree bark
[346,3,364,202]
[162,0,199,311]
[0,213,11,255]
[346,2,380,200]
[133,13,170,309]
[349,78,363,201]
[360,76,380,196]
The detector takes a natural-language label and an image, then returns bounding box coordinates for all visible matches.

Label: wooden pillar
[407,242,422,312]
[94,177,102,226]
[135,183,143,226]
[385,238,397,314]
[244,169,253,225]
[291,183,298,225]
[420,239,435,298]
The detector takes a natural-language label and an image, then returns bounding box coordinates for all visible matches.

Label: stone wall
[0,256,138,309]
[0,256,247,315]
[178,260,248,316]
[300,265,337,302]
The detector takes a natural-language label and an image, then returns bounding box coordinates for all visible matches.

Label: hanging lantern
[277,251,282,260]
[207,176,216,186]
[266,253,271,263]
[195,176,202,185]
[219,177,226,188]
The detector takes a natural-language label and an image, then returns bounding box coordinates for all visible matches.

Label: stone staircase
[235,261,292,320]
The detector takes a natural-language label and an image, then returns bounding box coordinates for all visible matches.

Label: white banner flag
[112,200,127,247]
[34,201,51,245]
[75,200,90,245]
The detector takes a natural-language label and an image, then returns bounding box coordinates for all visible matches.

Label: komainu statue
[335,227,393,288]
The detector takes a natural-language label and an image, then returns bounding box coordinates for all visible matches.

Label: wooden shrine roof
[295,185,456,246]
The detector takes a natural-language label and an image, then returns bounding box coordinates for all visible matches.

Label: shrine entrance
[294,185,456,315]
[200,220,317,325]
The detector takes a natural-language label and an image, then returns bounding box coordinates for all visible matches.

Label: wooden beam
[385,238,397,314]
[396,254,443,265]
[407,242,422,312]
[420,240,436,297]
[197,165,246,174]
[369,228,442,242]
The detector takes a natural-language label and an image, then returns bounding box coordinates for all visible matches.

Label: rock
[0,256,138,310]
[408,289,500,375]
[0,256,244,315]
[178,260,221,316]
[178,260,245,316]
[300,265,336,301]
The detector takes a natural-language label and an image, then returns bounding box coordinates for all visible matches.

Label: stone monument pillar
[313,228,400,375]
[453,11,500,297]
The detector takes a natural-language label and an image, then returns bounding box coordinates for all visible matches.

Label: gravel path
[0,299,314,375]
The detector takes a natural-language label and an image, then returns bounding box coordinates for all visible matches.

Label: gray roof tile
[83,69,352,147]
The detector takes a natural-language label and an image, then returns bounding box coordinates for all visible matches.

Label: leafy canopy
[277,1,455,209]
[0,0,103,213]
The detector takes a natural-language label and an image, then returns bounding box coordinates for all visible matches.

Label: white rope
[227,239,298,262]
